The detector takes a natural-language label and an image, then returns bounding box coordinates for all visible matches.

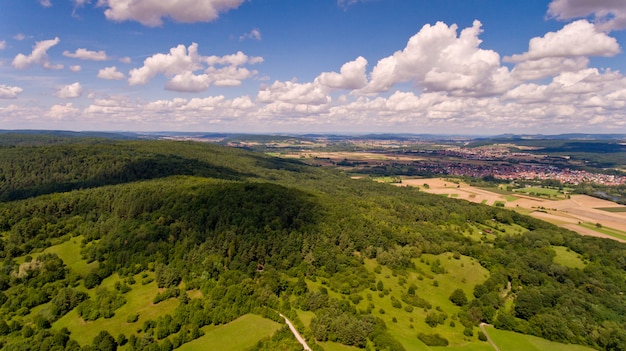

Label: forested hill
[0,136,625,351]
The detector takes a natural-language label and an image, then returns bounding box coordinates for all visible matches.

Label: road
[279,313,312,351]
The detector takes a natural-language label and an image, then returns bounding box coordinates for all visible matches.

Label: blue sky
[1,0,626,134]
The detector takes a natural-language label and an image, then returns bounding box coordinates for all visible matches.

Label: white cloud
[56,82,83,98]
[205,51,263,66]
[316,56,368,90]
[97,66,125,80]
[548,0,626,31]
[129,43,203,86]
[0,41,5,50]
[505,20,620,62]
[13,33,26,41]
[98,0,245,27]
[129,44,261,92]
[164,72,212,92]
[240,28,262,41]
[69,65,82,72]
[120,56,132,64]
[0,84,23,99]
[63,48,108,61]
[510,57,588,81]
[257,80,331,105]
[47,103,80,119]
[361,21,512,96]
[40,0,52,7]
[12,37,63,70]
[337,0,369,10]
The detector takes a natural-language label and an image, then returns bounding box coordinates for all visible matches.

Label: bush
[449,288,468,306]
[126,313,139,323]
[417,333,449,346]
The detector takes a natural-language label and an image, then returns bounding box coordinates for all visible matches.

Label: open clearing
[483,325,595,351]
[400,178,626,242]
[177,314,282,351]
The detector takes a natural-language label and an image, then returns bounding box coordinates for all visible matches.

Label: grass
[513,187,564,198]
[14,235,98,276]
[579,222,626,241]
[505,195,519,202]
[552,246,586,269]
[595,207,626,213]
[432,344,493,351]
[484,326,596,351]
[53,271,179,346]
[177,314,282,351]
[359,254,489,349]
[481,186,514,196]
[319,341,362,351]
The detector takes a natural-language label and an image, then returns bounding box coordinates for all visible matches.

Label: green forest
[0,135,625,351]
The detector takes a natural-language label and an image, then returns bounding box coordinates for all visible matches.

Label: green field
[15,235,98,276]
[484,326,596,351]
[595,207,626,213]
[319,341,361,351]
[177,314,282,351]
[579,222,626,241]
[552,246,586,269]
[53,272,180,345]
[513,187,564,198]
[363,254,489,349]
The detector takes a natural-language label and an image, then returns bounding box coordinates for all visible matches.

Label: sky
[1,0,626,135]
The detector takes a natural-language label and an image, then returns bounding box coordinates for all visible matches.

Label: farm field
[401,178,626,242]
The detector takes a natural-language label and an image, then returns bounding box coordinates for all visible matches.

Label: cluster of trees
[0,136,625,350]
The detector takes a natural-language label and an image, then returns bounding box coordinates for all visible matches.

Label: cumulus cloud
[0,41,5,50]
[0,84,23,99]
[98,0,245,27]
[361,21,512,96]
[505,20,620,62]
[56,82,83,98]
[40,0,52,7]
[548,0,626,31]
[129,43,203,86]
[205,51,263,66]
[510,57,589,81]
[69,65,82,72]
[240,28,262,41]
[12,37,63,70]
[63,48,108,61]
[97,66,125,80]
[257,80,331,105]
[47,103,80,119]
[316,56,368,90]
[129,44,261,92]
[120,56,132,64]
[13,33,27,41]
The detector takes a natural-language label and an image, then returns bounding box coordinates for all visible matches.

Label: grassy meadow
[177,314,282,351]
[484,326,596,351]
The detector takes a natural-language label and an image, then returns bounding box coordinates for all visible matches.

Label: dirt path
[279,313,312,351]
[480,323,501,351]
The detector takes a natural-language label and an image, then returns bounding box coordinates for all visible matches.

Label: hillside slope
[0,136,625,351]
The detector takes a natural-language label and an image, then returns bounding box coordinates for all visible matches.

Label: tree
[93,330,117,351]
[449,289,468,306]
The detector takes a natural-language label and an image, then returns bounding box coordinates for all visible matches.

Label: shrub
[417,333,449,346]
